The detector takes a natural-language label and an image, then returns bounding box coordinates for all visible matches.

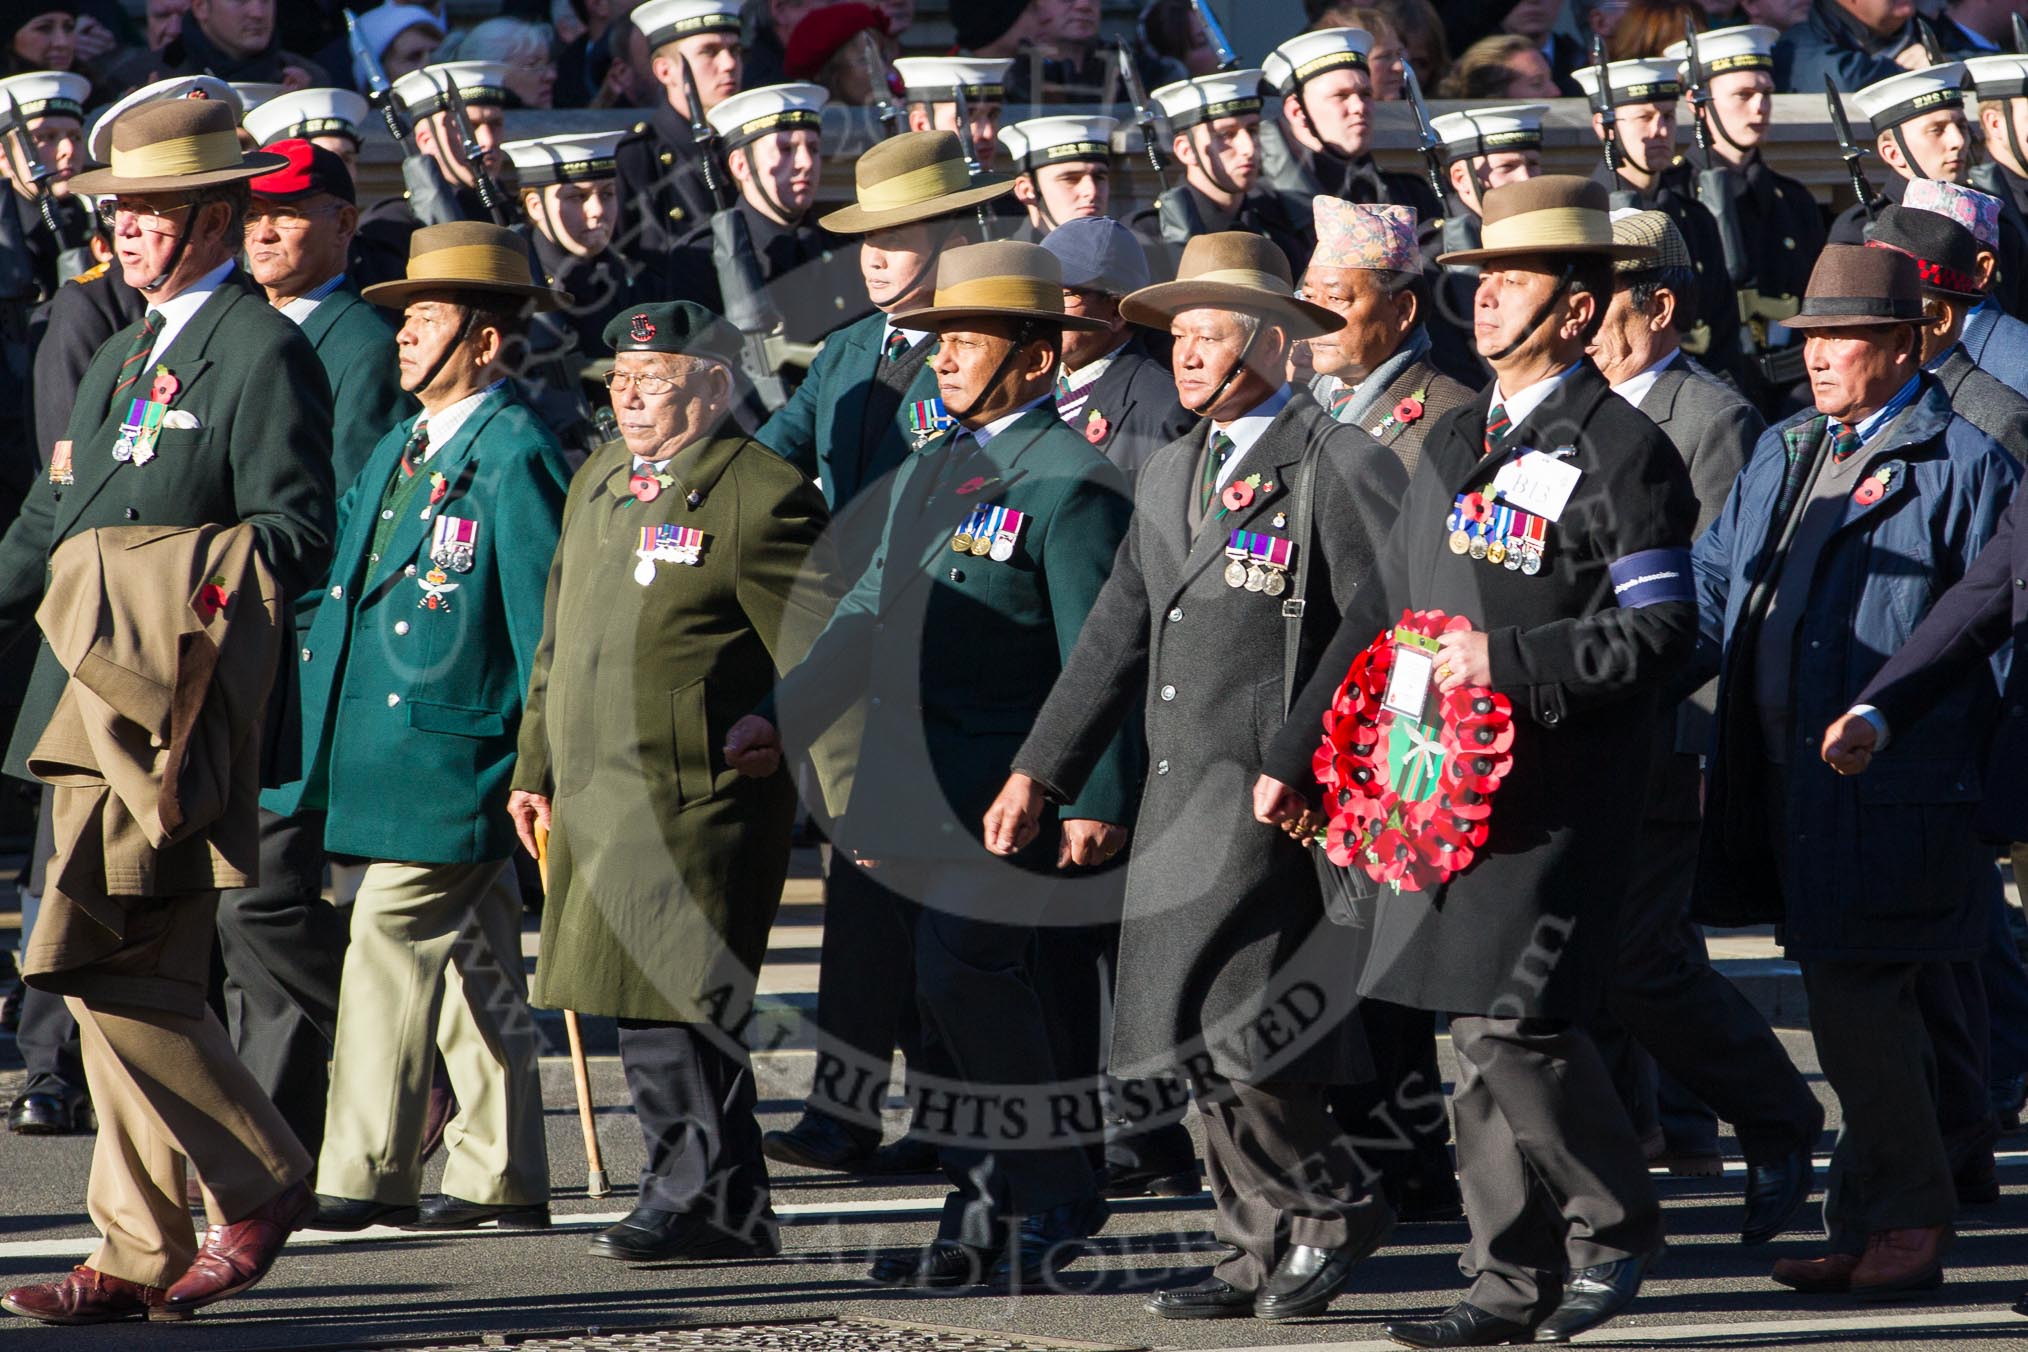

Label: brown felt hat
[1117,232,1343,339]
[67,98,283,195]
[1435,174,1655,267]
[815,130,1013,234]
[890,240,1109,331]
[1783,243,1928,329]
[361,221,573,312]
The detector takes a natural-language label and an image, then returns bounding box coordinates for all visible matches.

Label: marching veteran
[727,241,1136,1289]
[1256,177,1694,1347]
[0,97,336,1325]
[265,222,570,1234]
[986,231,1410,1324]
[509,301,834,1265]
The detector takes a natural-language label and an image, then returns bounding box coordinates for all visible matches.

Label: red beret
[784,2,889,81]
[248,138,355,205]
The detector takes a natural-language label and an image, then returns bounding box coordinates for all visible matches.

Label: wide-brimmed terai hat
[816,129,1012,234]
[1435,174,1655,267]
[68,98,284,195]
[1118,232,1342,338]
[1781,243,1927,329]
[360,221,573,312]
[890,240,1108,331]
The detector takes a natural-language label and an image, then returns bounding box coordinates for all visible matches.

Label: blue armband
[1609,548,1695,609]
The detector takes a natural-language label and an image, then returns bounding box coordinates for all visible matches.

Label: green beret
[603,300,743,369]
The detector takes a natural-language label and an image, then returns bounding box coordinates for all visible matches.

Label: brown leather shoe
[1,1266,181,1324]
[1851,1225,1950,1300]
[1771,1251,1861,1293]
[161,1179,314,1315]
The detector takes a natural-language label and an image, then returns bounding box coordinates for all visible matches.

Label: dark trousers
[1983,876,2028,1088]
[890,859,1095,1248]
[801,850,922,1145]
[1449,1015,1663,1324]
[16,784,81,1100]
[618,1019,773,1233]
[1325,998,1456,1200]
[216,808,345,1159]
[1914,958,1996,1176]
[1196,1077,1393,1293]
[1802,960,1959,1250]
[1597,815,1819,1165]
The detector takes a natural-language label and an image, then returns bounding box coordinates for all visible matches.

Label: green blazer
[0,272,335,783]
[297,284,415,495]
[263,385,570,863]
[765,404,1143,861]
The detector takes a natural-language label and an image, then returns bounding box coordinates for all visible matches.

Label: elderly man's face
[1170,305,1282,418]
[110,193,215,291]
[1474,255,1588,366]
[1059,286,1123,370]
[932,321,1030,422]
[146,0,189,48]
[1300,265,1409,381]
[610,349,732,457]
[1587,283,1671,387]
[1806,324,1917,422]
[244,191,355,298]
[192,0,273,59]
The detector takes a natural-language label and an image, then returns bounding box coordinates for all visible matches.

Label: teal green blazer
[298,285,416,495]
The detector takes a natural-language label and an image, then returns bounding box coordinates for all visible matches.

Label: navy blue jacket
[1963,299,2028,395]
[1773,0,1912,93]
[1690,379,2016,959]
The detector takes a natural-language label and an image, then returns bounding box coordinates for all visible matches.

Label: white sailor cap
[393,61,512,117]
[1429,103,1546,163]
[1966,54,2028,101]
[229,81,287,114]
[893,57,1014,103]
[85,75,244,164]
[1152,70,1266,130]
[706,82,828,150]
[1571,56,1681,108]
[1662,24,1778,80]
[1851,62,1965,134]
[243,87,370,146]
[631,0,742,51]
[1262,28,1372,97]
[502,132,626,186]
[0,71,88,128]
[1001,115,1116,174]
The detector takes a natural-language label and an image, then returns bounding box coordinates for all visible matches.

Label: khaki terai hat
[361,221,573,312]
[891,240,1108,331]
[1435,174,1655,267]
[1118,232,1343,339]
[69,98,284,195]
[816,129,1013,234]
[1782,243,1926,329]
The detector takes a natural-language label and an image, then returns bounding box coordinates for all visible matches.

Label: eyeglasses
[95,199,193,232]
[603,369,680,395]
[243,204,343,231]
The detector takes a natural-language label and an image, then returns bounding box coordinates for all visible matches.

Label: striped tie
[1830,425,1861,463]
[399,420,430,478]
[110,310,165,412]
[1055,369,1073,402]
[1199,431,1235,512]
[1483,402,1511,458]
[1327,384,1357,420]
[884,329,910,364]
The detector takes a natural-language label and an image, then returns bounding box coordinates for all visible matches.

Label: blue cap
[1041,216,1150,298]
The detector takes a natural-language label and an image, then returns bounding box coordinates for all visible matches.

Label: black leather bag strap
[1281,422,1328,714]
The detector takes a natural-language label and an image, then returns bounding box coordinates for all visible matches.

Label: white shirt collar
[1211,384,1294,491]
[883,321,931,352]
[147,258,237,364]
[1489,363,1580,438]
[1063,347,1120,389]
[1609,349,1680,412]
[279,272,346,325]
[962,395,1052,448]
[417,379,507,456]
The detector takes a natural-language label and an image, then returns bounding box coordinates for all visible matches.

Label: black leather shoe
[2013,1289,2026,1317]
[761,1113,877,1172]
[864,1131,940,1175]
[1533,1247,1663,1342]
[404,1195,551,1230]
[1255,1207,1397,1322]
[1384,1301,1539,1347]
[990,1197,1110,1285]
[1145,1276,1255,1319]
[1742,1145,1815,1245]
[1097,1160,1202,1198]
[586,1206,780,1263]
[1394,1168,1465,1224]
[8,1091,91,1136]
[868,1239,994,1288]
[307,1195,419,1230]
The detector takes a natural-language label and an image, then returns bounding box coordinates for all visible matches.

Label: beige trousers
[68,987,311,1287]
[315,859,549,1205]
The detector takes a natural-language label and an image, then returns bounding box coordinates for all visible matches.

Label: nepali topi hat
[1435,174,1654,267]
[891,240,1108,332]
[361,221,572,312]
[1310,198,1419,273]
[1902,178,2001,251]
[68,98,284,195]
[1118,232,1343,338]
[816,129,1012,234]
[1782,243,1927,329]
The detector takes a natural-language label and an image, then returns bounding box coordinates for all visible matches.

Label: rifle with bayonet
[1826,75,1878,223]
[443,80,510,225]
[1187,0,1238,71]
[859,31,904,139]
[1402,57,1478,260]
[343,6,463,227]
[950,81,995,238]
[1680,19,1753,301]
[1589,35,1637,208]
[681,55,792,412]
[1,89,90,283]
[1117,36,1204,248]
[1915,15,1946,67]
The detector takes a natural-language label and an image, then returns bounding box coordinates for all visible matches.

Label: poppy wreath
[1311,609,1517,892]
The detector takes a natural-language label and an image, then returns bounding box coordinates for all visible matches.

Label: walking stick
[538,826,610,1197]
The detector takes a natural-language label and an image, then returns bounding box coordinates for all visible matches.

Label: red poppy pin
[427,470,447,506]
[1221,480,1254,511]
[957,475,998,495]
[1394,395,1424,423]
[151,367,179,404]
[1854,477,1886,506]
[196,575,231,619]
[1085,410,1109,444]
[629,472,662,503]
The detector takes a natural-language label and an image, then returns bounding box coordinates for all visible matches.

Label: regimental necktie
[400,420,430,478]
[884,329,910,364]
[1830,424,1861,463]
[1199,430,1235,512]
[110,309,165,411]
[1055,368,1073,403]
[1483,401,1512,458]
[1327,383,1357,420]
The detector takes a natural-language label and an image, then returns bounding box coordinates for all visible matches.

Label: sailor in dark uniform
[1260,27,1440,228]
[895,56,1012,173]
[1421,103,1547,382]
[999,115,1117,246]
[1968,53,2028,218]
[611,0,745,257]
[352,61,511,289]
[242,87,372,187]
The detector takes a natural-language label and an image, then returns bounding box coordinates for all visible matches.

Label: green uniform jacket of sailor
[298,285,417,495]
[263,384,570,863]
[514,435,835,1024]
[762,403,1143,862]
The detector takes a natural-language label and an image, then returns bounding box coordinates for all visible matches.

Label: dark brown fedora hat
[1785,243,1928,330]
